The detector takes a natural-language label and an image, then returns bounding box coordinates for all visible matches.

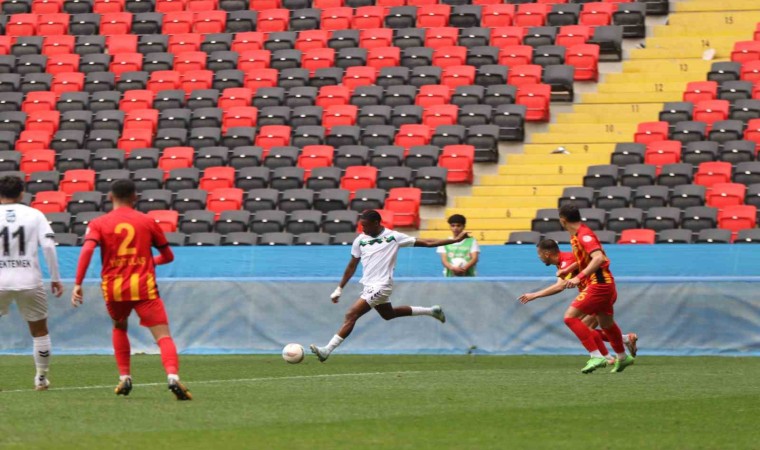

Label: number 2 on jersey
[115,223,137,256]
[0,226,25,256]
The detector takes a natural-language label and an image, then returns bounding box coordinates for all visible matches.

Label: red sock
[591,329,609,356]
[595,328,610,342]
[112,328,131,376]
[157,336,179,375]
[564,317,599,353]
[601,322,626,354]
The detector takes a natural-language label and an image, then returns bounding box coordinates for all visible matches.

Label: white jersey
[351,228,416,286]
[0,204,57,290]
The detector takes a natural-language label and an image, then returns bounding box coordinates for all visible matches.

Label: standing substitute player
[71,180,191,400]
[558,204,634,373]
[0,176,63,390]
[310,210,468,362]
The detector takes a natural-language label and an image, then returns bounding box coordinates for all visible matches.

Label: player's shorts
[106,298,169,327]
[570,283,617,316]
[360,285,393,308]
[0,286,48,322]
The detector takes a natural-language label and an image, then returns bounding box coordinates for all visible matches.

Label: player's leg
[581,315,613,364]
[105,301,134,395]
[373,303,446,323]
[310,298,371,362]
[597,312,635,373]
[16,288,52,390]
[563,303,606,374]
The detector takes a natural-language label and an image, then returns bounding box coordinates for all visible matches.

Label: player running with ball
[310,210,468,362]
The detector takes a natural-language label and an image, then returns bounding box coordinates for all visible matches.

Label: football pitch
[0,355,757,450]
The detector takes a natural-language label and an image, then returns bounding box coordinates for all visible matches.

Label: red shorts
[105,298,169,327]
[570,283,617,316]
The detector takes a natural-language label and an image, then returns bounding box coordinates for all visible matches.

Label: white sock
[33,335,51,377]
[120,375,131,381]
[168,374,179,383]
[617,352,628,360]
[410,306,433,316]
[325,335,344,353]
[622,334,630,344]
[590,350,603,358]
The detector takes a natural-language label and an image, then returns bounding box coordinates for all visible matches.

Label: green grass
[0,355,758,450]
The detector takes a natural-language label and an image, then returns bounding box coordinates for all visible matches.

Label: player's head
[536,239,561,266]
[109,179,137,206]
[360,209,383,236]
[0,175,24,202]
[558,204,582,230]
[447,214,466,235]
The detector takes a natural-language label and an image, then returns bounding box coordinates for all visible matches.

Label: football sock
[112,328,131,377]
[591,330,609,356]
[601,322,627,357]
[564,317,599,353]
[157,337,179,376]
[410,306,433,316]
[33,335,51,377]
[589,350,603,358]
[119,375,131,381]
[168,374,180,383]
[325,334,344,353]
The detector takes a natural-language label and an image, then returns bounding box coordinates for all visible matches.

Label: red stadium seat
[94,0,125,12]
[740,60,760,83]
[499,45,533,67]
[20,149,56,173]
[341,166,378,197]
[516,84,552,122]
[302,47,336,75]
[314,0,343,7]
[180,70,213,92]
[6,14,38,36]
[45,53,79,75]
[22,92,57,114]
[31,191,68,213]
[0,37,12,55]
[120,90,155,112]
[174,51,207,73]
[395,124,432,149]
[566,44,600,81]
[415,85,451,107]
[158,147,194,172]
[556,25,593,48]
[187,0,217,11]
[323,104,358,131]
[490,27,525,47]
[26,110,60,135]
[32,0,64,13]
[100,12,132,35]
[718,205,757,240]
[359,28,393,49]
[425,27,459,49]
[118,129,154,155]
[295,30,330,51]
[706,183,746,210]
[441,65,475,89]
[432,46,467,68]
[239,50,272,72]
[37,13,69,35]
[352,6,384,30]
[579,2,615,26]
[107,34,138,55]
[367,47,400,72]
[249,0,278,10]
[42,35,75,56]
[298,145,334,179]
[222,106,257,132]
[147,210,179,233]
[514,3,549,27]
[162,11,194,34]
[618,229,655,244]
[244,68,278,91]
[683,81,717,103]
[59,169,96,196]
[255,125,291,149]
[743,118,760,151]
[731,41,760,63]
[110,53,144,77]
[207,188,244,218]
[257,9,290,32]
[193,10,226,34]
[219,88,253,109]
[316,85,350,107]
[482,4,515,28]
[438,145,474,184]
[693,100,729,131]
[385,187,422,228]
[124,109,159,133]
[342,66,377,90]
[147,71,181,93]
[200,166,235,191]
[634,121,669,144]
[321,7,352,31]
[645,140,681,173]
[231,32,266,52]
[417,4,451,28]
[694,161,732,188]
[508,64,543,88]
[422,104,458,128]
[156,0,186,12]
[376,0,403,7]
[51,72,84,94]
[16,132,52,152]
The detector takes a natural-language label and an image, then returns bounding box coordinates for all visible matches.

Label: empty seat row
[52,230,361,246]
[584,161,760,190]
[507,227,760,246]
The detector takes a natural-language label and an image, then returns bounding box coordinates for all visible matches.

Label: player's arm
[151,220,174,265]
[414,231,470,248]
[71,239,97,307]
[462,251,479,272]
[330,256,360,303]
[153,244,174,265]
[519,278,566,304]
[439,252,456,272]
[566,250,605,289]
[38,217,63,297]
[556,261,578,278]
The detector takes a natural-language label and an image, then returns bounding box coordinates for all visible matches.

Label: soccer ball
[282,343,305,364]
[450,257,468,268]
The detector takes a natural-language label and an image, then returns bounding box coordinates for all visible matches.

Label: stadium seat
[706,183,746,210]
[384,187,421,228]
[618,229,655,245]
[31,190,68,213]
[694,161,732,188]
[718,205,757,240]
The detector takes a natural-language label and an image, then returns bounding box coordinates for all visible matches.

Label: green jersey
[438,237,479,277]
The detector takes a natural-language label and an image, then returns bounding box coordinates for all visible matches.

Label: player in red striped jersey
[558,204,635,373]
[71,180,191,400]
[519,239,638,364]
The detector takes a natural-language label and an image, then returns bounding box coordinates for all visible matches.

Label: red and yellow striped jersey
[570,224,614,287]
[83,207,168,302]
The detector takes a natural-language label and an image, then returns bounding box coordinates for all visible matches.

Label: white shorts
[0,286,48,322]
[360,285,393,308]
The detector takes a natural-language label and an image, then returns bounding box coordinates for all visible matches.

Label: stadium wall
[1,245,758,356]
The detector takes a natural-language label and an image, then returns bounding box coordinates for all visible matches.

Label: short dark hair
[0,176,24,200]
[447,214,466,226]
[360,209,382,223]
[559,204,582,223]
[537,239,560,252]
[110,179,136,200]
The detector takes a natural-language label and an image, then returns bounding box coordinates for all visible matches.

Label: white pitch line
[0,370,435,394]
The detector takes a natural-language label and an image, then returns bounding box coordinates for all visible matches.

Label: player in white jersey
[0,176,63,390]
[310,210,469,362]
